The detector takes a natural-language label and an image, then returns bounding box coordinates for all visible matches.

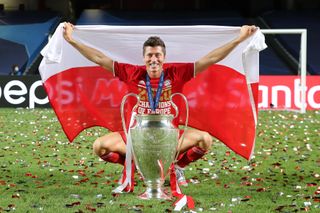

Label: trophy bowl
[130,114,178,200]
[120,93,189,200]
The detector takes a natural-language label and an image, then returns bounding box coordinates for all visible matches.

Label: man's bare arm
[195,25,257,75]
[63,22,114,72]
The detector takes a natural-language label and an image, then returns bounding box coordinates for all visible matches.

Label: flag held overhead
[39,24,266,160]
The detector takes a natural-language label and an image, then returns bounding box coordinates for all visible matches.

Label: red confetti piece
[96,170,104,175]
[78,170,86,176]
[86,204,96,212]
[103,180,111,185]
[8,204,16,209]
[112,193,120,198]
[313,198,320,202]
[256,188,267,192]
[79,178,89,183]
[272,163,281,168]
[12,194,20,198]
[241,176,250,181]
[242,181,253,186]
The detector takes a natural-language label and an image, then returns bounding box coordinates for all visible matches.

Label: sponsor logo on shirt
[137,82,173,115]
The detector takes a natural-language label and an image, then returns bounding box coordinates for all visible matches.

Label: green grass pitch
[0,108,319,212]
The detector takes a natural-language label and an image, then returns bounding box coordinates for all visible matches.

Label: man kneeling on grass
[63,22,257,189]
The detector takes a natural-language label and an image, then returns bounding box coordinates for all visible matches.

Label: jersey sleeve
[172,62,195,82]
[113,61,139,82]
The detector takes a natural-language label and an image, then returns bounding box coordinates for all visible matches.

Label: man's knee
[92,133,114,156]
[199,132,212,151]
[93,132,126,156]
[93,137,104,156]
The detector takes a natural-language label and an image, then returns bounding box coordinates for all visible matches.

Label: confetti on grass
[0,109,319,212]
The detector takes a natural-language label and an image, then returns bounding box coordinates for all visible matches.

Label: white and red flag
[39,24,266,160]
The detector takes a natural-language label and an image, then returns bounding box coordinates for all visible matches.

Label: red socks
[177,146,206,168]
[100,152,125,165]
[100,152,135,192]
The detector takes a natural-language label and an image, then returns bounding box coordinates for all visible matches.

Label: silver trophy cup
[121,93,188,200]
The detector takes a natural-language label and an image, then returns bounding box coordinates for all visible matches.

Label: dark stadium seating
[1,8,317,76]
[76,9,247,26]
[261,10,320,75]
[259,47,294,75]
[0,11,59,25]
[0,38,28,75]
[0,11,60,75]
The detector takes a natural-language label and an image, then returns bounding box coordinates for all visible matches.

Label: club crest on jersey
[138,80,146,85]
[164,80,171,87]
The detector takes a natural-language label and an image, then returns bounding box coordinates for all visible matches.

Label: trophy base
[138,188,171,200]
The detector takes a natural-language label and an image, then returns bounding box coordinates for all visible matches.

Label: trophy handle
[170,93,189,162]
[120,93,140,136]
[115,93,139,195]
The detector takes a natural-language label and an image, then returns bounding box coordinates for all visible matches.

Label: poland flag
[39,24,267,160]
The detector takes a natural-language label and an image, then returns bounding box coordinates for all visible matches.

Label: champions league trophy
[121,93,188,200]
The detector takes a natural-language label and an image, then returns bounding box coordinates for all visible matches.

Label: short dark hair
[143,36,166,56]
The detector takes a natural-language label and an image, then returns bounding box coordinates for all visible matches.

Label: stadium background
[0,0,319,109]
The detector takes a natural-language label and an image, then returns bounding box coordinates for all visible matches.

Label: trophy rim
[135,114,174,120]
